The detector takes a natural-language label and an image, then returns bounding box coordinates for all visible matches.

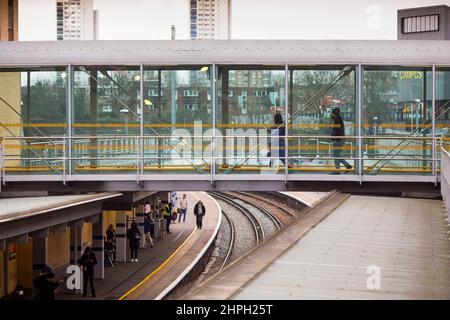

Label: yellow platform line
[118,227,197,300]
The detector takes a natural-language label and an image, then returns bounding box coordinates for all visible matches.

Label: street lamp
[414,99,421,130]
[120,108,129,134]
[373,116,378,135]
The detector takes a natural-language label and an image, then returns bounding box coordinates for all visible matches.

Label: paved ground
[234,195,450,300]
[282,191,330,207]
[58,191,220,300]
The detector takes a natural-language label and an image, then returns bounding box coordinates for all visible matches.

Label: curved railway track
[235,191,297,218]
[202,191,288,280]
[218,210,236,272]
[209,191,265,245]
[220,192,283,231]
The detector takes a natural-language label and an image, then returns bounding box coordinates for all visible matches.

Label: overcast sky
[19,0,450,41]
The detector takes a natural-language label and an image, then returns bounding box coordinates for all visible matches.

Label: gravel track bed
[231,198,278,239]
[228,191,295,226]
[214,198,257,262]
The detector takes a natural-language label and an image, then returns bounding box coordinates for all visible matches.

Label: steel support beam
[30,228,49,238]
[357,64,363,185]
[432,64,437,185]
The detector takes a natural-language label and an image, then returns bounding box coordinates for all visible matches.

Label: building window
[148,89,160,97]
[184,103,199,110]
[184,90,199,97]
[402,14,439,34]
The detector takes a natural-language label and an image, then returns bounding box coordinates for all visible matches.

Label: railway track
[217,210,235,272]
[209,191,265,246]
[202,191,287,281]
[230,191,297,226]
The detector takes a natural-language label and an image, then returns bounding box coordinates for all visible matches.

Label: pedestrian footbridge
[0,40,449,193]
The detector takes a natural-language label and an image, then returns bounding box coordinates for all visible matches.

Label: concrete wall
[5,244,18,295]
[48,228,70,270]
[82,222,92,248]
[103,210,117,231]
[398,5,450,40]
[17,240,33,289]
[0,72,22,152]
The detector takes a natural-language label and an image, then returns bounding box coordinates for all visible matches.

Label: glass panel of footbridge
[0,66,67,175]
[72,65,140,174]
[435,66,450,174]
[141,65,213,175]
[362,66,433,176]
[287,65,357,175]
[215,65,286,175]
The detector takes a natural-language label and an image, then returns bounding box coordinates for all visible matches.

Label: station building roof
[0,192,122,224]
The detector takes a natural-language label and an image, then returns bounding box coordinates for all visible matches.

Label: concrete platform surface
[183,192,349,300]
[234,195,450,300]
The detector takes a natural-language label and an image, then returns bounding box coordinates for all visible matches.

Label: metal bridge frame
[0,40,449,192]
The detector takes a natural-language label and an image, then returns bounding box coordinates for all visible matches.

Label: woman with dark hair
[127,221,141,262]
[331,107,352,174]
[269,113,286,167]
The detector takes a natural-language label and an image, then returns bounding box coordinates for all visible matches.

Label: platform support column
[70,225,82,265]
[32,237,48,278]
[92,213,104,279]
[136,204,145,248]
[115,211,127,262]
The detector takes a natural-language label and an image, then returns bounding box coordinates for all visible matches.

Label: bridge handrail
[0,134,445,186]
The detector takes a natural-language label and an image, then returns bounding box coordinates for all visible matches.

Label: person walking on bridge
[194,200,206,230]
[330,107,352,174]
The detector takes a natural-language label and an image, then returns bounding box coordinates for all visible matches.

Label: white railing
[441,146,450,215]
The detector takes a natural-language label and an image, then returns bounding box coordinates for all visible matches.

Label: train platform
[182,191,349,300]
[233,195,450,299]
[281,192,331,208]
[59,191,220,300]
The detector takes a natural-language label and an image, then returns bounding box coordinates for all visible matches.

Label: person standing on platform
[147,203,156,242]
[144,213,154,248]
[171,192,179,223]
[163,203,173,234]
[79,246,97,298]
[127,221,142,262]
[33,266,59,301]
[105,224,116,262]
[178,194,188,223]
[194,200,206,230]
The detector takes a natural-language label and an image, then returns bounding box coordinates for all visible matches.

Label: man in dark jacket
[331,107,352,174]
[127,221,142,262]
[33,266,59,300]
[193,200,206,230]
[144,214,154,248]
[163,203,173,234]
[80,246,97,297]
